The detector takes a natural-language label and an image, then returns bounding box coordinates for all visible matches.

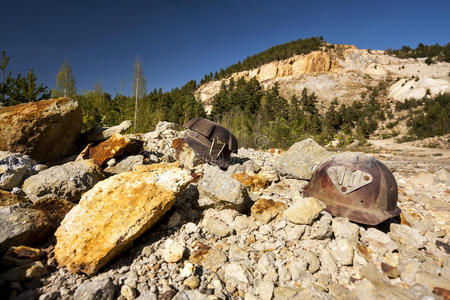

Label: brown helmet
[183,118,238,169]
[304,152,400,225]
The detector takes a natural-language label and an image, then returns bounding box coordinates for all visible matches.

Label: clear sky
[1,0,449,96]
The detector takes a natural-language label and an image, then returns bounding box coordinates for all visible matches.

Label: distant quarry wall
[195,45,450,113]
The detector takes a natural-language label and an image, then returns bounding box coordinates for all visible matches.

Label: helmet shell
[304,152,400,225]
[183,118,238,169]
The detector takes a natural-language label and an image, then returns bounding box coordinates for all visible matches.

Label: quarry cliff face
[195,45,450,112]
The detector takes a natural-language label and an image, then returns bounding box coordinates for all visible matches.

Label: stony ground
[1,123,449,300]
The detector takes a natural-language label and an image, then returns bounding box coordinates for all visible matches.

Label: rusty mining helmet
[304,152,400,225]
[183,118,238,169]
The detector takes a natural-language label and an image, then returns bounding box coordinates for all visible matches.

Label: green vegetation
[208,77,389,149]
[0,50,51,106]
[200,37,325,84]
[406,93,449,139]
[386,42,450,63]
[395,98,423,112]
[75,80,206,133]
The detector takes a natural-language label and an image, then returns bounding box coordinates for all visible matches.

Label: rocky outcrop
[195,46,450,108]
[388,77,449,101]
[0,98,82,163]
[22,159,104,203]
[54,163,192,275]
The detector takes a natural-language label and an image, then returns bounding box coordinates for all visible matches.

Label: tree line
[199,36,325,85]
[386,42,450,64]
[209,77,391,149]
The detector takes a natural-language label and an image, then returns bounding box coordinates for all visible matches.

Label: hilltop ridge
[196,44,450,113]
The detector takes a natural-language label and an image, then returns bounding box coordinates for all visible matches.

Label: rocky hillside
[196,45,450,113]
[1,98,449,300]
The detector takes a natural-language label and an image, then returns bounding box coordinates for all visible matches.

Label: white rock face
[388,77,449,101]
[195,46,450,109]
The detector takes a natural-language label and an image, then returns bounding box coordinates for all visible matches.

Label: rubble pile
[0,99,449,300]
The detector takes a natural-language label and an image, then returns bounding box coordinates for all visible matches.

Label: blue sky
[1,0,449,96]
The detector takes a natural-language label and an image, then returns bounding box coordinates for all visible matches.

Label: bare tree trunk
[64,75,67,97]
[134,76,139,133]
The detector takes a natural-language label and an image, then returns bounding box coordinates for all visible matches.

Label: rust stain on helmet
[304,152,400,225]
[183,118,238,169]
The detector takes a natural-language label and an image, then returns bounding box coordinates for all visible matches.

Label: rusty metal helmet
[304,152,400,225]
[183,118,238,169]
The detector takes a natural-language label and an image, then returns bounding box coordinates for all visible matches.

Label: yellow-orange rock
[54,163,192,275]
[251,198,287,224]
[0,190,28,207]
[89,133,142,166]
[232,172,271,191]
[292,51,333,75]
[0,98,82,163]
[259,61,278,81]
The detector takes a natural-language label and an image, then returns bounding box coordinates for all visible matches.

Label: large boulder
[276,138,331,180]
[54,163,192,275]
[0,207,53,255]
[0,98,82,163]
[22,159,104,203]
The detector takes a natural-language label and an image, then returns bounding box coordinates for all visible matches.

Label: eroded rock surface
[89,133,143,166]
[54,163,192,275]
[0,98,82,162]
